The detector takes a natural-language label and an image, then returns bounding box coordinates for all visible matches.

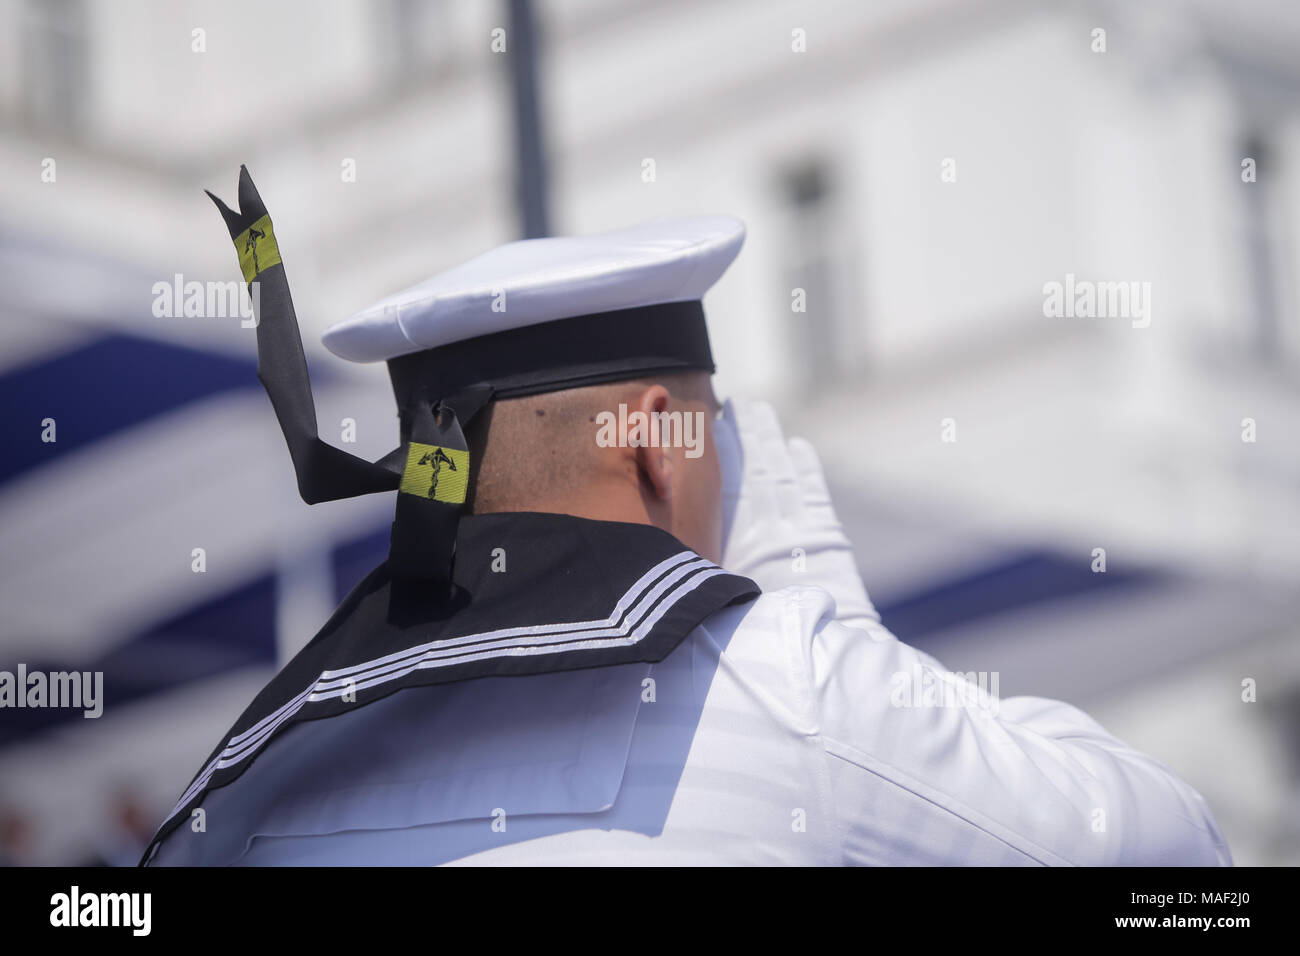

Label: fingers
[715,399,746,552]
[787,436,832,514]
[715,398,745,498]
[733,398,800,521]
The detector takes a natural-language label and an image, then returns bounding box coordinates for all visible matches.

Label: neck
[473,477,661,531]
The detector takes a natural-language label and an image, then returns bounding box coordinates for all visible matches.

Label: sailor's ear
[634,384,674,502]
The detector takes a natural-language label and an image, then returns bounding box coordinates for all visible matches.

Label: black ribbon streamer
[205,165,485,583]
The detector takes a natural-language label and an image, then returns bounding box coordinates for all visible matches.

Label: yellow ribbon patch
[399,443,470,503]
[233,214,282,283]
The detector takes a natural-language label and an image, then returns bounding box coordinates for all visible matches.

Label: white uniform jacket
[149,579,1229,866]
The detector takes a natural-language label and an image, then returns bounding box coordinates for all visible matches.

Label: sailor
[143,168,1231,866]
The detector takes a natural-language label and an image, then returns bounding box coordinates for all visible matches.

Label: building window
[377,0,449,86]
[1240,133,1293,363]
[21,0,88,132]
[779,158,857,392]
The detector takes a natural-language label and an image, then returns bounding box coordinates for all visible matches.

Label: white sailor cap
[322,215,746,372]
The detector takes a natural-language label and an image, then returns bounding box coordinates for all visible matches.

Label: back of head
[465,371,723,562]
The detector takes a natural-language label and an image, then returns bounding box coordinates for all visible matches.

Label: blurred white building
[0,0,1296,864]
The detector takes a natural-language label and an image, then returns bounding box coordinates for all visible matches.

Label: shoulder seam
[776,588,850,866]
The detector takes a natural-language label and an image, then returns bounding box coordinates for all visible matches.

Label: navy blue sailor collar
[141,512,758,864]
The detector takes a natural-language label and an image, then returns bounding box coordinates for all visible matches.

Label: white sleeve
[784,586,1232,866]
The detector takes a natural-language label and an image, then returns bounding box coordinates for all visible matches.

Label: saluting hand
[715,397,879,629]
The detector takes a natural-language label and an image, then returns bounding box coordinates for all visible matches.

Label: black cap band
[386,300,714,413]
